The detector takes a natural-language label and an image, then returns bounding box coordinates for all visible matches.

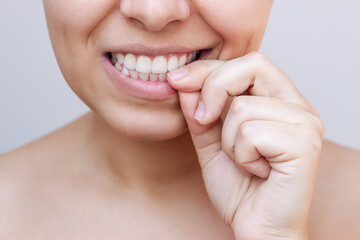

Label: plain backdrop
[1,0,359,153]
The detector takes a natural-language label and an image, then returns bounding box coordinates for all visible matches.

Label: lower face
[43,0,273,141]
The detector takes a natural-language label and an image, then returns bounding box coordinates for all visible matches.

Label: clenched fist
[167,52,325,240]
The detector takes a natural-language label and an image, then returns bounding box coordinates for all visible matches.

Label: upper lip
[106,43,208,56]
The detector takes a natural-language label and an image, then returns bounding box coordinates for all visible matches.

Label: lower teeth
[117,66,167,82]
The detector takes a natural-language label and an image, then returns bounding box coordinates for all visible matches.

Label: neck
[83,112,201,193]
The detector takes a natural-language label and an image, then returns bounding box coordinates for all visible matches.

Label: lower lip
[101,56,178,100]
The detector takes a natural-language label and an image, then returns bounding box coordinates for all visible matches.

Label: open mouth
[106,49,209,82]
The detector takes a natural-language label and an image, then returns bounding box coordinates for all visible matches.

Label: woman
[0,0,359,239]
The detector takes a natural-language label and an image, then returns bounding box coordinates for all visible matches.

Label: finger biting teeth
[109,50,200,82]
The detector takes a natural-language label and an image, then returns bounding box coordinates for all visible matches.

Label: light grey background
[1,0,359,153]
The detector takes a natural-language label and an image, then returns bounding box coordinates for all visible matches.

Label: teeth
[152,56,167,73]
[124,53,136,70]
[136,55,152,73]
[129,70,139,79]
[139,73,149,81]
[191,51,196,61]
[121,67,129,76]
[111,56,117,65]
[159,73,167,82]
[115,62,122,71]
[178,54,186,68]
[112,50,202,82]
[167,56,178,72]
[149,73,158,82]
[186,54,192,64]
[116,53,124,64]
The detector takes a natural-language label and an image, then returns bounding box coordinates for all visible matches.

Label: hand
[167,52,324,240]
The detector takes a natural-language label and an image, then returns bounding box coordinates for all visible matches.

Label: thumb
[178,91,223,167]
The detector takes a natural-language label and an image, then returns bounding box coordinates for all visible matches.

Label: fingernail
[194,101,205,121]
[167,67,188,82]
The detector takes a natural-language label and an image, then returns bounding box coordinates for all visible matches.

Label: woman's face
[43,0,273,141]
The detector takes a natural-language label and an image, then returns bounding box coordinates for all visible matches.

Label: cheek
[194,0,272,59]
[43,0,117,100]
[44,0,114,33]
[43,0,116,56]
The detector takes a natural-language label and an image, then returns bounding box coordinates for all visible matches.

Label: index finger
[168,52,312,124]
[167,60,225,92]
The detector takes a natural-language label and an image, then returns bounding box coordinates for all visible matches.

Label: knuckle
[247,51,268,64]
[221,132,235,159]
[238,121,255,139]
[206,73,222,88]
[230,96,253,114]
[194,59,212,70]
[301,128,323,156]
[244,52,270,76]
[192,59,225,73]
[308,114,326,138]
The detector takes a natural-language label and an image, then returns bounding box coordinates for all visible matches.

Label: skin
[1,0,360,239]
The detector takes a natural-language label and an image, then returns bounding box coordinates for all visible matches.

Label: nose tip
[120,0,190,32]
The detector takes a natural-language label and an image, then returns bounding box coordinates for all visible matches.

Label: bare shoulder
[0,114,90,237]
[0,112,90,192]
[309,140,360,239]
[0,136,56,237]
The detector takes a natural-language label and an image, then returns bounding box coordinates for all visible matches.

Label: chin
[94,101,189,142]
[121,123,189,142]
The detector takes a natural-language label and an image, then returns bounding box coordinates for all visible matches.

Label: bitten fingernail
[194,101,205,121]
[167,67,188,82]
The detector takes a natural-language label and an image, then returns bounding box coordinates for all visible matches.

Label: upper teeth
[110,51,199,81]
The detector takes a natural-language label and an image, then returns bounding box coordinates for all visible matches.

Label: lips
[101,48,211,100]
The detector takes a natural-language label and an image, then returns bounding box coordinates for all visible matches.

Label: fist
[167,52,324,240]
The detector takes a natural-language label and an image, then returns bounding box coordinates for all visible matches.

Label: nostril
[128,17,146,29]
